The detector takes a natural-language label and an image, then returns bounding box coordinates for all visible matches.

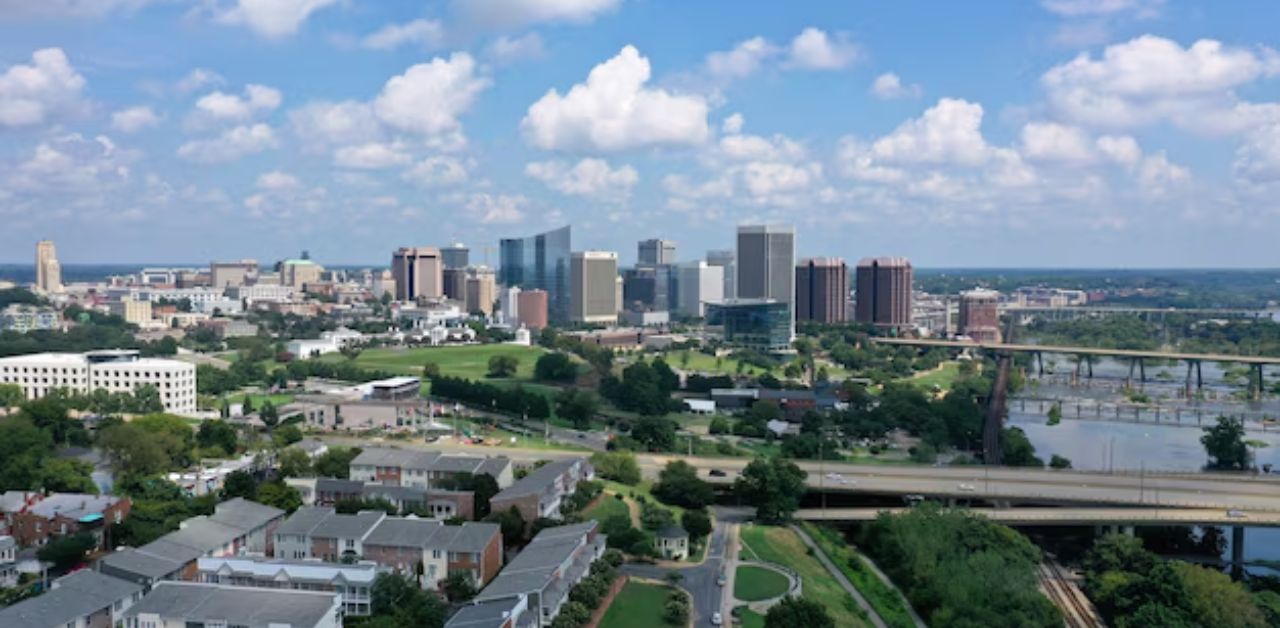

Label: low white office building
[0,350,197,415]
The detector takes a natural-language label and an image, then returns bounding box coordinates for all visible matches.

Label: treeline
[0,304,179,357]
[1083,534,1279,627]
[599,358,684,416]
[0,397,99,495]
[860,505,1061,628]
[430,375,551,419]
[197,357,400,396]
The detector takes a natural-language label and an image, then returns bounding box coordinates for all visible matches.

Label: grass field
[226,392,295,407]
[803,523,916,628]
[449,418,591,452]
[740,607,766,628]
[738,525,871,628]
[599,581,676,628]
[585,494,630,524]
[899,361,963,391]
[669,351,854,380]
[733,565,790,602]
[341,344,548,380]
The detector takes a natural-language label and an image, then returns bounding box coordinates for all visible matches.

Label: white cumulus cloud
[486,33,546,65]
[870,72,921,100]
[177,123,278,163]
[288,100,383,152]
[0,48,87,128]
[361,19,445,50]
[466,193,527,224]
[333,142,411,169]
[374,53,491,140]
[192,84,282,124]
[111,106,160,133]
[213,0,338,39]
[706,37,779,80]
[525,158,638,201]
[1020,122,1095,163]
[521,45,709,152]
[402,156,470,187]
[787,28,859,70]
[871,98,992,166]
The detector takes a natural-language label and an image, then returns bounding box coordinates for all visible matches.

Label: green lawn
[448,418,591,452]
[341,344,548,380]
[899,361,962,391]
[740,607,766,628]
[599,581,677,628]
[227,392,296,407]
[585,494,630,524]
[734,565,790,602]
[738,525,871,628]
[803,523,916,628]
[599,479,686,518]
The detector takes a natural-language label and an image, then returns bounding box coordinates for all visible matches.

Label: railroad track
[1038,560,1102,628]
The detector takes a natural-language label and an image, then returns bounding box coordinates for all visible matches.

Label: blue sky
[1,0,1279,268]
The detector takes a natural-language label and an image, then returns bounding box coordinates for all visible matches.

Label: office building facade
[736,225,795,338]
[392,247,444,302]
[958,288,1001,343]
[795,258,849,324]
[855,257,913,329]
[706,249,736,300]
[570,251,619,324]
[465,267,497,316]
[706,300,793,351]
[676,261,724,318]
[499,226,571,323]
[0,350,197,415]
[209,260,258,289]
[637,239,676,266]
[35,240,61,294]
[442,243,470,269]
[516,290,548,331]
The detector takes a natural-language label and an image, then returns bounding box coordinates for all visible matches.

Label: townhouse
[349,447,515,490]
[196,556,381,616]
[0,568,144,628]
[288,476,476,520]
[123,581,342,628]
[0,491,130,548]
[489,458,594,524]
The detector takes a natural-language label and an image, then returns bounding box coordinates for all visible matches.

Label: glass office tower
[499,225,571,323]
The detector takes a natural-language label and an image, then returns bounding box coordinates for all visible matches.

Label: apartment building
[287,477,475,520]
[489,458,593,524]
[0,568,144,628]
[272,507,502,590]
[460,521,607,628]
[0,349,197,415]
[99,499,285,589]
[348,448,514,490]
[196,556,380,616]
[123,581,341,628]
[2,492,130,547]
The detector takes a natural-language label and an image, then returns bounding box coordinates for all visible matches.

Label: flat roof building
[570,251,619,325]
[499,226,571,323]
[392,247,444,302]
[0,350,197,415]
[737,225,795,340]
[196,557,380,616]
[706,299,793,352]
[637,239,677,266]
[959,288,1001,343]
[123,581,341,628]
[796,257,849,324]
[855,257,913,330]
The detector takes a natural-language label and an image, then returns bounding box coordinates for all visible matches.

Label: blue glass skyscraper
[499,225,571,322]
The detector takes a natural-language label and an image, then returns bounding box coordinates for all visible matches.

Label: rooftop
[0,569,142,627]
[475,521,600,602]
[124,581,338,627]
[196,557,379,585]
[446,597,526,628]
[99,498,283,580]
[656,524,688,539]
[492,459,583,502]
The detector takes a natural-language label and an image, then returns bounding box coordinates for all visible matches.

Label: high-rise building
[570,251,619,324]
[280,259,324,291]
[465,267,497,316]
[442,243,470,269]
[796,258,849,324]
[210,260,258,289]
[516,289,548,331]
[442,268,467,301]
[736,225,795,339]
[637,239,677,266]
[958,288,1001,343]
[706,249,736,300]
[499,226,571,322]
[499,286,521,324]
[109,297,152,326]
[706,300,792,351]
[391,247,443,302]
[35,240,61,294]
[676,261,724,318]
[855,257,913,329]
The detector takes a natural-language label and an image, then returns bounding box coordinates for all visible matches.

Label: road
[796,507,1280,526]
[316,436,1280,511]
[871,336,1280,366]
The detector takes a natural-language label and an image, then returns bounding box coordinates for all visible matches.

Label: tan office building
[465,268,496,315]
[210,259,258,289]
[35,240,62,294]
[281,259,324,291]
[391,247,443,302]
[570,251,619,324]
[109,297,153,326]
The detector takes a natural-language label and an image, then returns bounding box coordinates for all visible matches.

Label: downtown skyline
[2,1,1280,267]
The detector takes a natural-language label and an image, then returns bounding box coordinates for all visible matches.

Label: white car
[825,472,843,481]
[957,483,977,492]
[711,612,723,625]
[1227,509,1248,519]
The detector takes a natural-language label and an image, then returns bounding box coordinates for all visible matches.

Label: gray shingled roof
[492,459,582,501]
[274,506,336,537]
[124,582,338,627]
[350,447,438,469]
[655,524,687,539]
[99,546,189,580]
[0,569,142,627]
[315,478,364,494]
[362,517,441,547]
[446,597,526,628]
[310,511,385,540]
[474,521,597,602]
[207,498,285,531]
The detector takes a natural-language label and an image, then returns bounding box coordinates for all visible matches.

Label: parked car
[709,469,727,477]
[711,612,723,625]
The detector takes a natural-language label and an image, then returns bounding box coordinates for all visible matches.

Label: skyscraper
[855,257,913,329]
[958,288,1001,343]
[706,249,736,300]
[637,239,676,266]
[35,240,61,294]
[210,259,258,289]
[570,251,619,324]
[442,243,470,269]
[499,226,571,323]
[796,258,849,324]
[736,225,795,337]
[516,289,548,331]
[465,267,497,315]
[676,261,724,318]
[391,247,443,301]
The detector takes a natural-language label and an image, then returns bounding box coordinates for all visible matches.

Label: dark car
[709,469,727,477]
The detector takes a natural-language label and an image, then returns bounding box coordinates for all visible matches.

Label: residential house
[445,596,530,628]
[2,492,130,548]
[349,447,514,490]
[463,521,607,628]
[98,498,285,589]
[488,458,593,524]
[287,477,476,520]
[0,535,16,587]
[0,568,144,628]
[655,524,689,560]
[122,581,342,628]
[196,556,380,616]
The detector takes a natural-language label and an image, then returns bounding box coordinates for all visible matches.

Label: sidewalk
[790,524,889,628]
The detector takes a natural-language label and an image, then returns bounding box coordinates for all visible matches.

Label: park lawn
[599,581,677,628]
[585,494,630,524]
[734,565,790,602]
[740,608,766,628]
[599,479,686,518]
[738,525,872,628]
[227,392,295,407]
[349,344,548,380]
[803,523,916,628]
[448,418,591,453]
[900,361,963,391]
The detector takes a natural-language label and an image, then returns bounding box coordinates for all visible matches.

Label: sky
[1,0,1279,268]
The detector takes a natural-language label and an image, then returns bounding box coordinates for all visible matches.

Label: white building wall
[677,262,724,318]
[0,353,196,415]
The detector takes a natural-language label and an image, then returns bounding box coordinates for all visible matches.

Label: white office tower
[570,251,620,324]
[0,350,197,415]
[736,225,796,340]
[499,286,521,325]
[706,249,736,300]
[676,261,725,318]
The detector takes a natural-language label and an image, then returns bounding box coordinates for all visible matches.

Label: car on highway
[1227,509,1248,519]
[717,571,726,586]
[711,612,723,625]
[825,472,843,481]
[709,469,727,477]
[957,483,977,492]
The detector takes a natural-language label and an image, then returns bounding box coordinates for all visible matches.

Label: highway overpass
[795,507,1280,527]
[870,336,1280,366]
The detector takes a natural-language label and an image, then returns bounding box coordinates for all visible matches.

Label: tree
[484,506,526,547]
[436,472,501,519]
[552,601,592,628]
[442,571,477,602]
[709,417,730,435]
[314,447,361,478]
[1049,454,1072,469]
[734,457,807,523]
[652,460,714,509]
[555,388,600,430]
[682,508,712,541]
[254,480,302,513]
[590,451,641,485]
[1201,416,1249,470]
[663,590,690,625]
[0,383,23,408]
[259,401,279,432]
[37,533,97,571]
[196,420,240,457]
[765,596,834,628]
[278,447,313,478]
[1046,403,1063,426]
[535,353,579,382]
[98,423,174,476]
[222,470,257,500]
[630,416,676,452]
[487,354,519,378]
[272,423,304,448]
[1173,562,1268,628]
[1001,427,1044,467]
[21,397,83,446]
[422,362,441,379]
[39,458,98,494]
[369,572,449,627]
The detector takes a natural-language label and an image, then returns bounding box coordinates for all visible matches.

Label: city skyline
[2,1,1280,267]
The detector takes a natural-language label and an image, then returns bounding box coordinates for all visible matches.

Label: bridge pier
[1139,359,1146,384]
[1232,526,1245,579]
[1249,364,1264,401]
[1035,351,1044,377]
